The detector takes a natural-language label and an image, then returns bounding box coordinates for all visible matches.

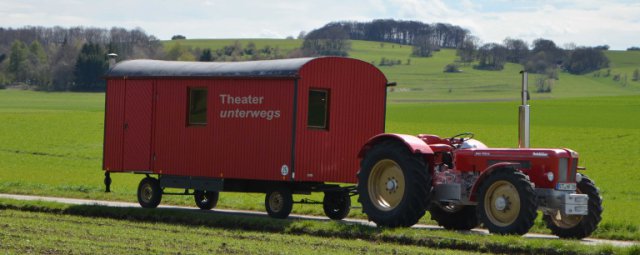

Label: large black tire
[137,177,162,208]
[476,168,537,235]
[429,202,479,230]
[543,175,603,239]
[323,191,351,220]
[357,140,431,228]
[265,187,293,219]
[194,190,219,210]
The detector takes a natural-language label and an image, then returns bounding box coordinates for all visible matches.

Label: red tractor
[357,72,602,238]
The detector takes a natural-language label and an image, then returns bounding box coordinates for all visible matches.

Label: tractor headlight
[546,172,555,182]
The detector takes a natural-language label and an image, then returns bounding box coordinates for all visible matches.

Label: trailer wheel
[323,191,351,220]
[477,168,537,235]
[265,187,293,219]
[137,177,162,208]
[194,190,219,210]
[543,175,602,239]
[429,202,479,230]
[358,140,431,228]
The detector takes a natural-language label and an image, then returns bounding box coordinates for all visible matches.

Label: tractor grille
[558,158,577,182]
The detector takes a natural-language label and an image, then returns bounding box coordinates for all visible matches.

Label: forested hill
[306,20,468,48]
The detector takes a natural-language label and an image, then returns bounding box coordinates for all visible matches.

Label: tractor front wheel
[137,177,162,209]
[357,140,431,228]
[477,168,537,235]
[543,175,603,239]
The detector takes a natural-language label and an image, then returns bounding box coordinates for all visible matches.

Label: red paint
[103,57,387,184]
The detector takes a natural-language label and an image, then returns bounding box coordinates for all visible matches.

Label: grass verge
[0,198,638,255]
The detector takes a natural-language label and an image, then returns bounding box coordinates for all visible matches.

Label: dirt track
[0,193,636,247]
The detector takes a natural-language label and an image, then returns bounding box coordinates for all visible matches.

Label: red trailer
[103,57,387,219]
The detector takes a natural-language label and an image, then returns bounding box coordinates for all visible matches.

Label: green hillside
[163,39,640,101]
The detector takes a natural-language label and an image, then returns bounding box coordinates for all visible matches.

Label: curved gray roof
[105,57,317,78]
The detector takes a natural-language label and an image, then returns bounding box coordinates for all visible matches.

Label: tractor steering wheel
[449,132,474,146]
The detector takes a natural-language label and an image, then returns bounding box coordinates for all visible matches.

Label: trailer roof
[105,57,317,79]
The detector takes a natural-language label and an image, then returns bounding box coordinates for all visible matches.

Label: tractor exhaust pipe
[519,71,530,148]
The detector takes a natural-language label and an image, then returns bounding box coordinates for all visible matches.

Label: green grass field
[1,199,635,255]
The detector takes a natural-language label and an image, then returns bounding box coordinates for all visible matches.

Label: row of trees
[301,20,468,57]
[0,26,162,91]
[455,37,609,76]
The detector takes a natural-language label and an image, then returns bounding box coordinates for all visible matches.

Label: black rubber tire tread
[543,175,603,239]
[428,203,479,230]
[323,191,351,220]
[476,168,538,235]
[264,187,293,219]
[137,177,162,209]
[357,139,431,228]
[194,190,219,210]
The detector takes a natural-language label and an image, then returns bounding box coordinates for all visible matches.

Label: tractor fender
[468,162,521,202]
[358,133,434,159]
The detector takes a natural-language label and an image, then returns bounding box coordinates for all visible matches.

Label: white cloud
[0,0,637,49]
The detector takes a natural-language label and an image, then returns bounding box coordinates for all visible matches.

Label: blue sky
[1,0,639,49]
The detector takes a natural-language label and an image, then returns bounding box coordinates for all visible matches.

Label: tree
[412,34,438,57]
[8,40,28,82]
[475,43,507,70]
[456,36,478,64]
[171,35,186,40]
[503,38,529,64]
[72,42,107,91]
[565,47,609,75]
[302,24,351,56]
[27,41,50,89]
[199,49,212,61]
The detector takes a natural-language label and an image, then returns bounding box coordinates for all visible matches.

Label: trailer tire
[477,168,537,235]
[194,190,219,210]
[429,202,479,230]
[323,191,351,220]
[543,175,602,239]
[357,140,431,228]
[137,177,162,209]
[265,187,293,219]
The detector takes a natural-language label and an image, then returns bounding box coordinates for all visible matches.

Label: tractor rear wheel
[323,190,351,220]
[194,190,219,210]
[137,177,162,208]
[429,202,479,230]
[357,140,431,228]
[477,168,537,235]
[265,187,293,219]
[543,175,602,239]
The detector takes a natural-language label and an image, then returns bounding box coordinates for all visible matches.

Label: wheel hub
[386,178,398,192]
[494,196,508,211]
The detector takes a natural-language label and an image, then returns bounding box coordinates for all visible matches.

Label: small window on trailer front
[188,88,207,125]
[308,89,329,129]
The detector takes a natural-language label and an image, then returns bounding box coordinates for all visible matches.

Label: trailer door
[122,80,154,171]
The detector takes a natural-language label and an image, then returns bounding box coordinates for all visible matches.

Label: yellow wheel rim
[484,180,521,227]
[368,159,405,212]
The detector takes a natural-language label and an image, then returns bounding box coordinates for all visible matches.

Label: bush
[443,63,460,73]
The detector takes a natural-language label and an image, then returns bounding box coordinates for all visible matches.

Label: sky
[1,0,639,50]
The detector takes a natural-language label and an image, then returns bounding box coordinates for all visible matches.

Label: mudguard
[468,162,521,202]
[358,133,434,158]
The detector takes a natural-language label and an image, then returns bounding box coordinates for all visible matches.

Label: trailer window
[308,89,329,129]
[188,88,207,125]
